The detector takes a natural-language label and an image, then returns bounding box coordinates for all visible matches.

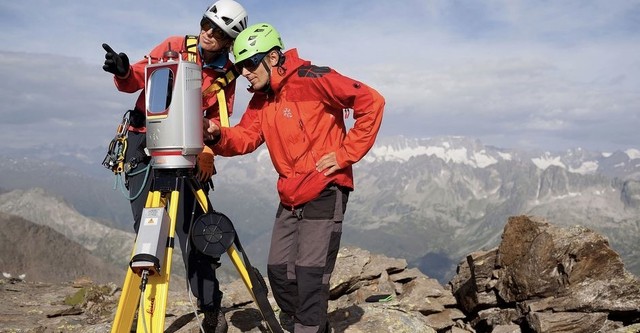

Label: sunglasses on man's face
[235,52,268,72]
[200,18,228,40]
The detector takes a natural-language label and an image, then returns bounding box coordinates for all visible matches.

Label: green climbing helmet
[233,23,284,63]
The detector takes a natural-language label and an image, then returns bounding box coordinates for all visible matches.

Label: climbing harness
[186,34,237,127]
[102,110,130,174]
[102,110,151,201]
[203,69,237,127]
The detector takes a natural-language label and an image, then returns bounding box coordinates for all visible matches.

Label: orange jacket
[212,49,385,207]
[112,36,236,132]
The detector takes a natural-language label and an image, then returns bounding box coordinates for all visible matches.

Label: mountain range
[1,135,638,283]
[0,211,122,284]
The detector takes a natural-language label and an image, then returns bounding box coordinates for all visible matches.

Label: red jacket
[212,49,385,207]
[112,36,236,132]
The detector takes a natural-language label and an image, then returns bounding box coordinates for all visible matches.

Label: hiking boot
[278,312,294,332]
[323,321,333,333]
[203,309,228,333]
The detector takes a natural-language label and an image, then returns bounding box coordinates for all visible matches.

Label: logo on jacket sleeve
[282,107,293,118]
[298,65,331,78]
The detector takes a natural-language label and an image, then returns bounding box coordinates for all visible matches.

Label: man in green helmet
[203,23,385,333]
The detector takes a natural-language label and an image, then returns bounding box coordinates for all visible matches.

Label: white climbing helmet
[202,0,249,39]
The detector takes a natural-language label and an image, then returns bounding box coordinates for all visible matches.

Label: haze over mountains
[1,135,638,283]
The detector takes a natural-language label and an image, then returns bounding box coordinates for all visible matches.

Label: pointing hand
[102,43,130,78]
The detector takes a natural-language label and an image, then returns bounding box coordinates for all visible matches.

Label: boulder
[451,215,640,333]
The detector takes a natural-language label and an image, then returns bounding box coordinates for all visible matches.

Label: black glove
[102,43,130,77]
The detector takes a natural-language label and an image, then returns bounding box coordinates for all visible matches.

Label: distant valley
[1,135,638,283]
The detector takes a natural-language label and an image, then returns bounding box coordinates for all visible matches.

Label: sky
[0,0,639,153]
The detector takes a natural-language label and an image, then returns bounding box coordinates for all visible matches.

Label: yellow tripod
[110,168,283,332]
[109,58,282,332]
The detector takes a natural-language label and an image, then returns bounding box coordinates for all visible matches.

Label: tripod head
[144,44,204,169]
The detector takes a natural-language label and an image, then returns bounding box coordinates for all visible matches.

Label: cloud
[0,0,638,152]
[0,52,131,149]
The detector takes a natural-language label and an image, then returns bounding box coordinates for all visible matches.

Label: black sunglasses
[200,18,228,40]
[235,52,268,72]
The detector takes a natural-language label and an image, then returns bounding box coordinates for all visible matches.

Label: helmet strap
[275,49,286,67]
[276,51,286,76]
[258,58,273,93]
[257,50,285,94]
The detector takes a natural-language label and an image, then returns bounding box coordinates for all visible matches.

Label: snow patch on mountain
[367,138,499,168]
[626,149,640,160]
[569,161,599,175]
[473,150,499,168]
[367,144,434,162]
[530,152,601,175]
[497,152,513,161]
[426,146,498,168]
[531,153,566,170]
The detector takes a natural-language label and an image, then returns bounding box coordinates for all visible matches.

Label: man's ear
[268,50,280,66]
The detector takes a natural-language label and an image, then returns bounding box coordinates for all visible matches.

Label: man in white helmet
[102,1,248,332]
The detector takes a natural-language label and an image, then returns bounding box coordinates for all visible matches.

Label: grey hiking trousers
[267,185,349,333]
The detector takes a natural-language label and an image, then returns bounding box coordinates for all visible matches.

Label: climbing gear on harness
[102,110,152,201]
[102,110,131,174]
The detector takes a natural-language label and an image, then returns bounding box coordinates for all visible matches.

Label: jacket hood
[268,49,309,93]
[245,48,308,95]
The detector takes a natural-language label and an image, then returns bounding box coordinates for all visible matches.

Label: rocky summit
[1,216,639,333]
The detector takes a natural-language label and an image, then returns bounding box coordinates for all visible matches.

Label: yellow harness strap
[184,35,236,128]
[185,35,198,63]
[205,70,237,127]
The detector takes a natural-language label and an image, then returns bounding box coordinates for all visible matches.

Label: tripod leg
[136,189,180,332]
[190,181,282,332]
[110,246,142,333]
[111,187,178,333]
[192,180,284,333]
[110,189,163,333]
[193,187,210,213]
[227,239,284,332]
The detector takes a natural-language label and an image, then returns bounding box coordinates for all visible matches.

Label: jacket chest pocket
[275,105,310,164]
